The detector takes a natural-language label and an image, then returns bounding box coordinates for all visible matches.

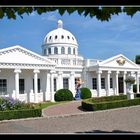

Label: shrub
[82,96,140,111]
[125,76,135,84]
[80,87,92,99]
[54,89,73,101]
[0,108,42,121]
[135,55,140,64]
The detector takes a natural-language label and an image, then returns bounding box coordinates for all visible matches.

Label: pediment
[99,54,139,69]
[0,45,55,66]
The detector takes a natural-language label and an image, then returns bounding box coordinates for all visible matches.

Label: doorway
[118,77,124,94]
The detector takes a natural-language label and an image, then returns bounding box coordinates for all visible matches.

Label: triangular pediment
[99,54,139,69]
[0,45,55,66]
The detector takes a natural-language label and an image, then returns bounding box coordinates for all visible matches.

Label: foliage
[0,97,35,111]
[82,96,140,111]
[135,55,140,64]
[125,76,135,84]
[54,89,73,101]
[0,7,140,21]
[80,87,92,99]
[90,95,127,103]
[0,108,42,121]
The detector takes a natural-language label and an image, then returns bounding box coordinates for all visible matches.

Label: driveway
[0,101,140,134]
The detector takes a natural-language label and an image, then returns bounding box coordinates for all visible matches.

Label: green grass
[35,101,70,109]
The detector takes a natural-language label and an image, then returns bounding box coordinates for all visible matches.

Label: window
[61,35,64,39]
[72,37,74,40]
[48,48,51,54]
[33,79,41,93]
[54,78,57,91]
[101,78,105,89]
[44,48,46,55]
[110,78,113,88]
[61,47,65,54]
[19,79,24,94]
[67,36,70,39]
[54,47,58,54]
[49,36,52,40]
[0,79,7,95]
[92,78,97,89]
[73,48,76,55]
[55,35,57,39]
[68,47,71,54]
[63,78,69,89]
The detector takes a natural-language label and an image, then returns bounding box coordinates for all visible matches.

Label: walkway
[42,100,89,117]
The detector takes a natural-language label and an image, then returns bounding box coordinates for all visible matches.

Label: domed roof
[44,20,78,46]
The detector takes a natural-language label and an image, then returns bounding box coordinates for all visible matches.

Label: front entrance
[118,77,124,93]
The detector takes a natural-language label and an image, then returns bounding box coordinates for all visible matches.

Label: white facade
[0,20,140,103]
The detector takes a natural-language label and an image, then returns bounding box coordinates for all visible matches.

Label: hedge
[82,96,140,111]
[0,108,42,121]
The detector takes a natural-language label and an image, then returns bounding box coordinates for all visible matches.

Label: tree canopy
[0,7,140,21]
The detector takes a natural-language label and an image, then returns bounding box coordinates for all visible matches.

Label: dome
[44,20,78,46]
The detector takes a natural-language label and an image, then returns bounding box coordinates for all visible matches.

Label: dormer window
[49,36,52,40]
[67,36,70,39]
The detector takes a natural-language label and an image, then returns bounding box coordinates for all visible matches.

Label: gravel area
[0,101,140,134]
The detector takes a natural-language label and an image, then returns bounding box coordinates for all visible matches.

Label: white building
[0,20,140,103]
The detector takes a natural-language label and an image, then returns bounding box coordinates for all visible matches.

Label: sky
[1,8,140,61]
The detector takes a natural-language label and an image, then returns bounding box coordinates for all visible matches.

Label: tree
[0,7,140,21]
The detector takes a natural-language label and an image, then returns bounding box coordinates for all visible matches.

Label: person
[75,78,84,100]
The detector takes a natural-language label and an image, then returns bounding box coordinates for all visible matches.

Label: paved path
[0,101,140,134]
[42,100,89,117]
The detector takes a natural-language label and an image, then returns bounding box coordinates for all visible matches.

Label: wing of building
[0,20,140,103]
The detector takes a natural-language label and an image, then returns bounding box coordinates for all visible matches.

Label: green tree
[0,7,140,21]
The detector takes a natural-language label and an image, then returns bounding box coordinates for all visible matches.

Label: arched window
[61,47,65,54]
[68,47,71,54]
[67,36,70,39]
[54,47,58,54]
[48,48,51,54]
[73,48,76,55]
[55,35,57,39]
[61,35,64,39]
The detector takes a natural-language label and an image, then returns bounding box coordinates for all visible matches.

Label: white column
[136,71,140,93]
[115,71,119,95]
[97,70,102,97]
[50,70,55,102]
[58,71,63,90]
[106,71,111,96]
[33,69,40,103]
[70,72,75,94]
[123,71,127,95]
[14,69,21,99]
[45,72,51,101]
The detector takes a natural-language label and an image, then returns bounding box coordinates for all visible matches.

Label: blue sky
[1,9,140,61]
